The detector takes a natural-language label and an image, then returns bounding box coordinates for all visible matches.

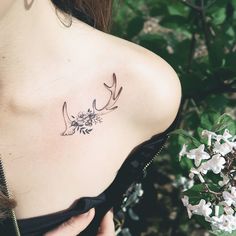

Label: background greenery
[111,0,236,235]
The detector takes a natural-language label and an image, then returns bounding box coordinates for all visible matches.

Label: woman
[0,0,182,235]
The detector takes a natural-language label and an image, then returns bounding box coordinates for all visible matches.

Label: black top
[0,102,182,236]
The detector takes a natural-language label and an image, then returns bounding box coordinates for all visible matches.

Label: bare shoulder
[102,33,182,135]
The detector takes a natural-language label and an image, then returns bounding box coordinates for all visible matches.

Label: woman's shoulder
[101,32,182,135]
[70,24,182,135]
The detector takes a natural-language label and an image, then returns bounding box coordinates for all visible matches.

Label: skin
[0,0,14,20]
[0,0,182,234]
[44,208,115,236]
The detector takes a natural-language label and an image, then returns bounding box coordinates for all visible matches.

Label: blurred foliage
[111,0,236,235]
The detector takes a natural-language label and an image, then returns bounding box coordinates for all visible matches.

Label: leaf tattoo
[61,73,123,136]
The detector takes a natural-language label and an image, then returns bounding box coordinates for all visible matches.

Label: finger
[44,208,95,236]
[97,209,115,236]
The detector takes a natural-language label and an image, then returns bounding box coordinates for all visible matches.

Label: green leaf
[138,34,167,54]
[225,53,236,69]
[212,113,236,134]
[207,182,221,192]
[200,113,213,130]
[211,7,227,25]
[159,15,188,30]
[208,39,225,68]
[197,127,208,145]
[180,71,207,97]
[200,111,221,130]
[210,230,236,236]
[149,4,168,16]
[127,16,145,39]
[167,4,189,17]
[169,129,201,147]
[184,184,205,194]
[183,184,209,204]
[172,39,191,66]
[179,154,194,171]
[205,94,228,113]
[214,67,236,82]
[193,215,211,230]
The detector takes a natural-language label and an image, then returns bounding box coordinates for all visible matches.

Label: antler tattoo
[61,73,123,136]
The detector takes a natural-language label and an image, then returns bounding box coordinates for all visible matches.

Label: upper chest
[0,74,149,218]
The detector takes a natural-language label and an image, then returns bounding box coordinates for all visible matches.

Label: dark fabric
[0,217,18,236]
[0,104,182,236]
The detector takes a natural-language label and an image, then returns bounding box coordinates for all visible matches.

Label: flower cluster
[76,109,102,127]
[179,128,236,233]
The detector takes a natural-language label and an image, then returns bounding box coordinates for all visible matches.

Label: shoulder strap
[0,158,21,236]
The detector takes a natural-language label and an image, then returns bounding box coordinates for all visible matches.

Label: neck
[0,0,96,115]
[0,0,89,88]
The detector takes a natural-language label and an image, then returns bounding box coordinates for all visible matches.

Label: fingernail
[86,208,94,216]
[110,207,114,213]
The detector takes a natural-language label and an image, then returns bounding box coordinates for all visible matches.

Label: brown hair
[0,0,113,221]
[51,0,113,32]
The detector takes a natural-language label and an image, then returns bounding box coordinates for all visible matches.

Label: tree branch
[200,0,212,53]
[184,83,236,100]
[187,32,196,71]
[181,0,202,11]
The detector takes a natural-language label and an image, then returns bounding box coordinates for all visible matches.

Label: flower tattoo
[61,73,123,136]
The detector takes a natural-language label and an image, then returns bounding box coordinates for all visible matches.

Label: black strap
[0,158,19,235]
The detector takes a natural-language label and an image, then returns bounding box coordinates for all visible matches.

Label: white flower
[173,176,194,191]
[179,128,236,233]
[222,187,236,207]
[220,129,233,141]
[211,214,236,233]
[202,130,217,146]
[213,141,234,156]
[187,144,211,167]
[218,173,230,187]
[181,195,193,218]
[213,129,236,156]
[202,154,226,174]
[233,135,236,142]
[214,129,232,143]
[215,205,219,217]
[181,195,189,207]
[179,144,188,161]
[189,154,225,178]
[182,197,212,219]
[224,206,234,215]
[189,168,205,182]
[189,199,212,218]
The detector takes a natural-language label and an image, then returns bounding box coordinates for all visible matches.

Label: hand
[97,208,115,236]
[44,208,115,236]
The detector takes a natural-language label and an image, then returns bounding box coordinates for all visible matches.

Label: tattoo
[24,0,35,10]
[61,73,123,136]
